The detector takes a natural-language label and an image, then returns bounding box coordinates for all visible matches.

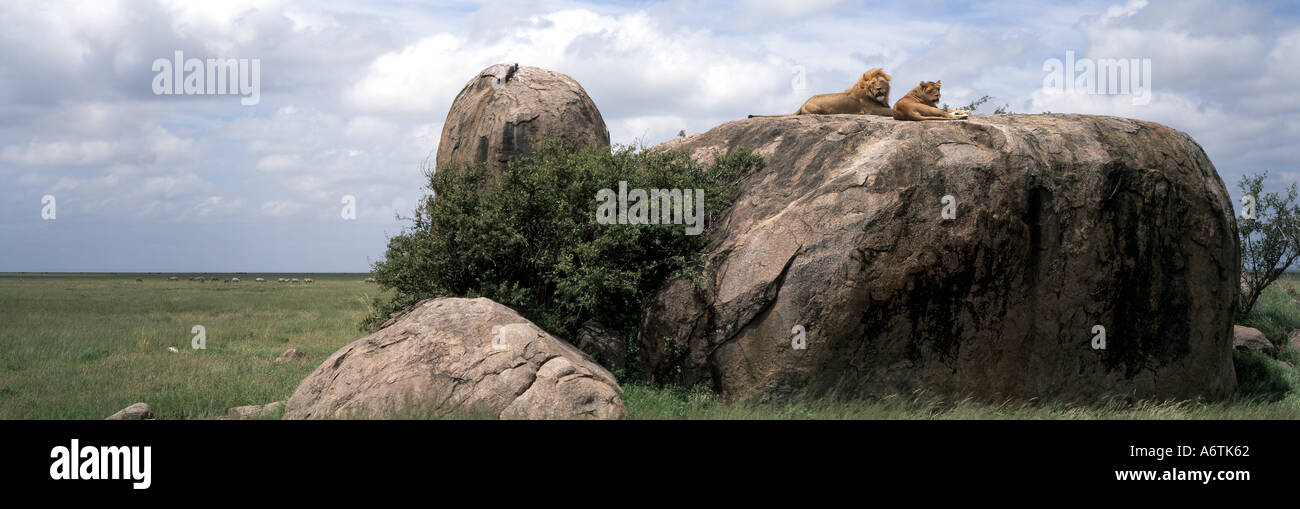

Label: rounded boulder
[436,63,609,177]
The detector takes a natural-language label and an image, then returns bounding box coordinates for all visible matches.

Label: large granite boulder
[436,63,609,178]
[639,114,1239,403]
[284,297,625,419]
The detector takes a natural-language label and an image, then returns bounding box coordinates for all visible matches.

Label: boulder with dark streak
[639,114,1239,403]
[436,63,609,178]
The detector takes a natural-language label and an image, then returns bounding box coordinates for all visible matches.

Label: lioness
[892,80,969,121]
[749,68,892,117]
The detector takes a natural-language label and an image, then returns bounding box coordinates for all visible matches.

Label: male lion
[891,80,969,121]
[748,68,892,117]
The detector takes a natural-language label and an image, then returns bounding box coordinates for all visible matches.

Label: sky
[1,0,1298,272]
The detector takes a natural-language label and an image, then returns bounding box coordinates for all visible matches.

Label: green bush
[365,139,761,374]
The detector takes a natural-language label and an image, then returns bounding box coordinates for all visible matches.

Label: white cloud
[261,199,303,217]
[158,0,284,54]
[1,140,121,166]
[738,0,842,18]
[344,116,398,139]
[256,153,303,172]
[191,195,245,218]
[343,9,793,122]
[284,7,338,33]
[345,33,476,113]
[1100,0,1148,24]
[148,127,196,165]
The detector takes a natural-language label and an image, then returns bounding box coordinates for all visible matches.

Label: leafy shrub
[364,139,761,364]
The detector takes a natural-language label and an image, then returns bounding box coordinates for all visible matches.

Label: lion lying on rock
[892,80,969,121]
[749,68,893,117]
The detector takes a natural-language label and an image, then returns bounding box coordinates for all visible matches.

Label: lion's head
[847,68,892,105]
[908,80,943,105]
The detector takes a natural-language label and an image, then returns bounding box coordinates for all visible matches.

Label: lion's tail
[747,113,798,118]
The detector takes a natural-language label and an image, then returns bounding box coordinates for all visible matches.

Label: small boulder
[274,348,306,363]
[1234,325,1276,353]
[1288,329,1300,352]
[106,402,154,420]
[284,297,625,420]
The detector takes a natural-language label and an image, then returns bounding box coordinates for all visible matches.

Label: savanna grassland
[1,272,1298,420]
[0,273,386,419]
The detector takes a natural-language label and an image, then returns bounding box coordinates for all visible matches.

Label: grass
[1,272,1298,419]
[623,380,1300,420]
[0,272,388,419]
[1238,272,1300,344]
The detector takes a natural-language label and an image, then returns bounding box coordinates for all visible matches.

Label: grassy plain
[1,272,1297,419]
[0,273,383,419]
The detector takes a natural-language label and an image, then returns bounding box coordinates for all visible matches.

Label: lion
[891,80,969,121]
[748,68,893,118]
